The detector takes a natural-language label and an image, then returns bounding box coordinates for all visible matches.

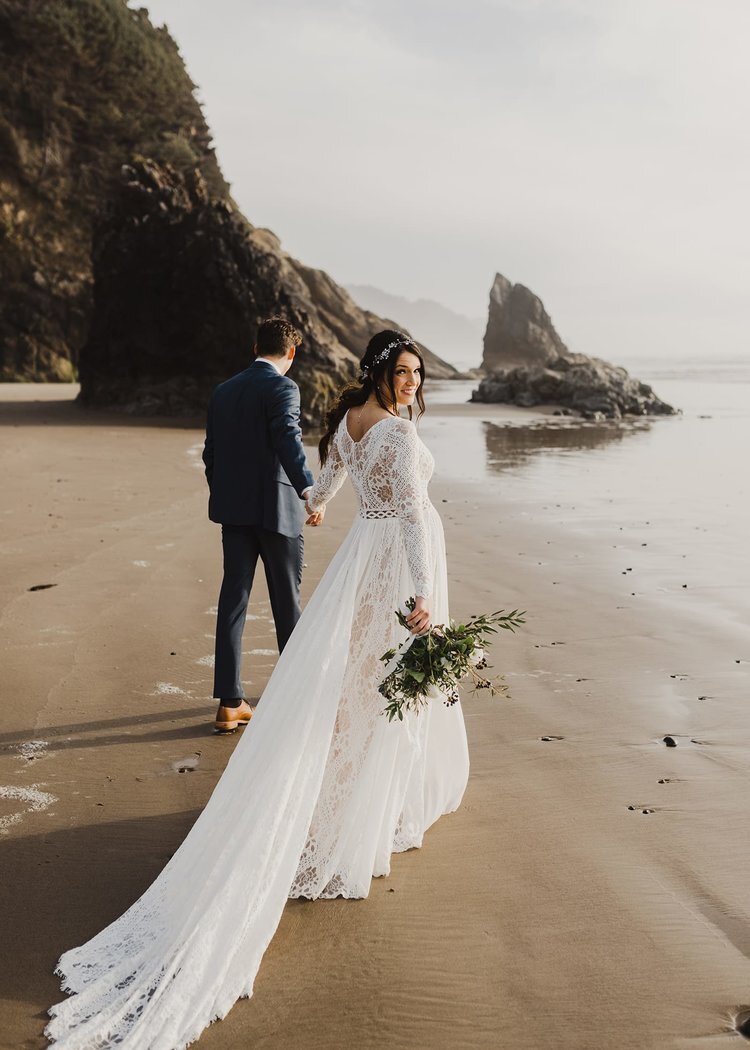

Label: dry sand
[1,383,750,1049]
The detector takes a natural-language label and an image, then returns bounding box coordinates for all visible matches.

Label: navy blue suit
[202,359,315,700]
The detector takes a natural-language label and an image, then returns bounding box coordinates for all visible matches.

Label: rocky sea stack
[473,274,676,420]
[0,0,454,422]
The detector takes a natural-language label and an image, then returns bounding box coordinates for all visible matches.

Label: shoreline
[1,384,749,1049]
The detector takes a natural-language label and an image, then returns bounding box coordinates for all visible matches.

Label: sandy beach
[2,382,750,1050]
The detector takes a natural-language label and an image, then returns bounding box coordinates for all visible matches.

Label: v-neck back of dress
[343,410,397,446]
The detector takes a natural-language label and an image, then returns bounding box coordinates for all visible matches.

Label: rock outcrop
[0,0,455,417]
[474,274,676,419]
[481,273,568,371]
[472,354,675,420]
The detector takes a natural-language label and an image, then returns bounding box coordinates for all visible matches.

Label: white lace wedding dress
[47,413,470,1049]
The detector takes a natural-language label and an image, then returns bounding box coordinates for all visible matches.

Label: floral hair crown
[359,334,414,381]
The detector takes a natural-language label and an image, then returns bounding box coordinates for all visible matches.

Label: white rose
[426,684,443,700]
[469,648,485,667]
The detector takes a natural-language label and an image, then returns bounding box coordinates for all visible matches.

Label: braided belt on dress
[358,499,431,520]
[358,509,399,519]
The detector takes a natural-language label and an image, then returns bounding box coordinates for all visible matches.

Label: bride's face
[390,350,422,408]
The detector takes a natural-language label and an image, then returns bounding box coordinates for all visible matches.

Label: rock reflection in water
[483,418,652,474]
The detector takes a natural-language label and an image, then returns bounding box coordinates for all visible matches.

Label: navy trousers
[213,524,304,701]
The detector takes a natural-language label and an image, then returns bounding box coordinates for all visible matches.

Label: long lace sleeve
[307,436,348,511]
[390,420,433,598]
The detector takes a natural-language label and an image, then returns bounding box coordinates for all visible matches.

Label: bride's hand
[406,596,431,635]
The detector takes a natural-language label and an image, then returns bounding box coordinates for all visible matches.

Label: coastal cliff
[0,0,455,420]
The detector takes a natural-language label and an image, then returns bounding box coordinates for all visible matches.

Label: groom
[202,317,320,732]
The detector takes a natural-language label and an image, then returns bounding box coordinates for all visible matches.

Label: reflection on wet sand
[483,418,652,473]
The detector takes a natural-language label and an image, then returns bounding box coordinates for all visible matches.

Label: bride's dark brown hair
[318,330,427,464]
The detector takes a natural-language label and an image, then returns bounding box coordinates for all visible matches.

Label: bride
[46,330,471,1049]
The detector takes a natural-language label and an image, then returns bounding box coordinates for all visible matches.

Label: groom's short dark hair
[256,317,302,358]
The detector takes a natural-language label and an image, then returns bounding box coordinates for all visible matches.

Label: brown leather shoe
[214,699,254,733]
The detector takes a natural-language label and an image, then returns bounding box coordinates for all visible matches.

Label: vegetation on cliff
[0,0,226,382]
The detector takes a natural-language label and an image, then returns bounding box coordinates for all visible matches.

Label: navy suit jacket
[202,360,315,537]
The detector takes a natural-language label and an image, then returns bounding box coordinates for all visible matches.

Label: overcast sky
[140,0,748,363]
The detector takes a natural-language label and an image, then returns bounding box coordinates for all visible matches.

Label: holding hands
[304,491,324,527]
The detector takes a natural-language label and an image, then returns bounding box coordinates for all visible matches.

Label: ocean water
[422,358,750,632]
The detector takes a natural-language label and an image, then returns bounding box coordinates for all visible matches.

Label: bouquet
[378,598,526,722]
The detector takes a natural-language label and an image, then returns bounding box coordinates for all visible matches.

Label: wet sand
[1,384,749,1049]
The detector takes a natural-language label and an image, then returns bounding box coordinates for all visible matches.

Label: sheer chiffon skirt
[46,507,470,1049]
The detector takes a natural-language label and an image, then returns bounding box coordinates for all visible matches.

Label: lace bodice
[308,414,435,597]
